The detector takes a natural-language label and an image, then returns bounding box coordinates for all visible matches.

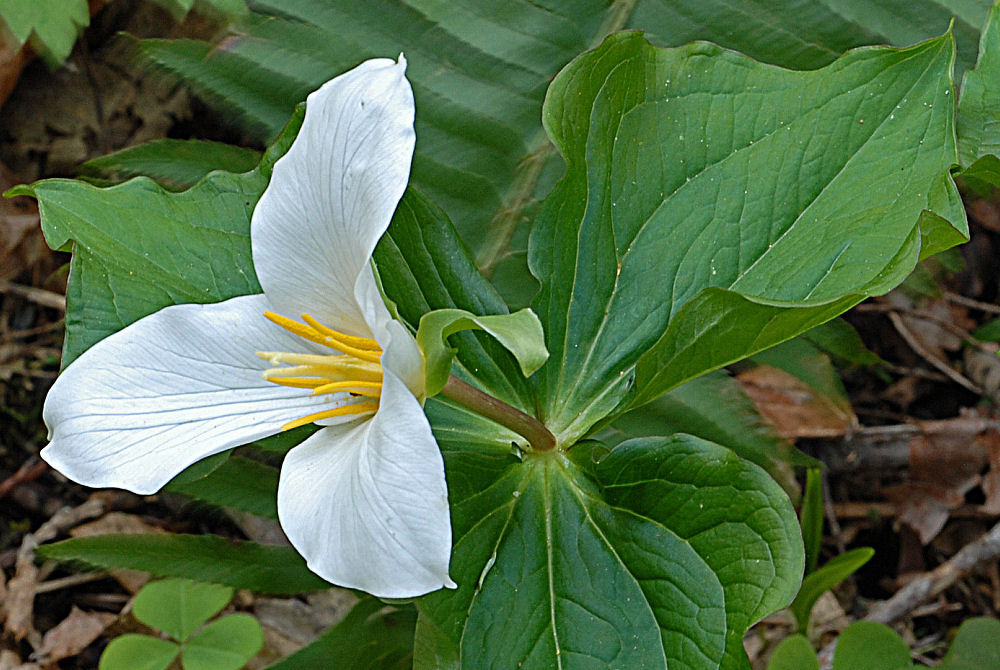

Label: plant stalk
[440,375,556,452]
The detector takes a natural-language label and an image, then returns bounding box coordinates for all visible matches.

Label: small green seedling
[99,578,263,670]
[767,617,1000,670]
[790,468,875,633]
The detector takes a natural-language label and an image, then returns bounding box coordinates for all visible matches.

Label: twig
[832,502,999,520]
[816,415,1000,474]
[0,457,49,501]
[888,312,983,396]
[1,319,63,342]
[34,571,111,595]
[818,520,1000,669]
[876,362,951,384]
[944,291,1000,315]
[858,302,999,356]
[869,520,1000,623]
[0,280,66,311]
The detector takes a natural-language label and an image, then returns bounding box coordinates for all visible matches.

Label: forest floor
[2,3,1000,670]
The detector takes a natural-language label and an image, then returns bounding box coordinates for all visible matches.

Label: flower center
[258,311,383,431]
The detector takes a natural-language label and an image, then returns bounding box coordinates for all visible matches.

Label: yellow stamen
[281,402,378,431]
[259,312,386,432]
[301,314,381,351]
[264,311,382,364]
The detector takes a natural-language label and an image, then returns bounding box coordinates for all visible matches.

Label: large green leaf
[604,371,812,495]
[78,139,262,191]
[166,456,280,520]
[528,32,965,442]
[9,108,304,366]
[418,428,802,670]
[264,598,415,670]
[38,534,331,594]
[134,1,990,306]
[958,1,1000,185]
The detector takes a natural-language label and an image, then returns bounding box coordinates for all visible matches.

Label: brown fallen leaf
[884,411,995,544]
[0,649,39,670]
[4,498,107,646]
[4,557,40,643]
[738,364,856,439]
[35,606,115,664]
[0,162,46,284]
[982,431,1000,515]
[969,197,1000,234]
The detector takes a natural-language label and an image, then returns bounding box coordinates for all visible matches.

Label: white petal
[355,267,425,398]
[252,56,415,336]
[42,294,338,495]
[277,367,453,597]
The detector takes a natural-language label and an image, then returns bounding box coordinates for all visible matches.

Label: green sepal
[417,307,548,397]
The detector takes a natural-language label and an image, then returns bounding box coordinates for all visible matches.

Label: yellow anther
[281,402,378,431]
[264,311,382,364]
[260,312,386,432]
[301,314,381,351]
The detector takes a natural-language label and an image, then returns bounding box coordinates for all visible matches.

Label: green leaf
[833,621,913,670]
[39,534,330,594]
[78,139,262,191]
[167,456,279,519]
[529,32,964,441]
[11,106,303,366]
[605,370,814,495]
[766,634,819,670]
[133,578,234,642]
[134,1,990,307]
[629,1,989,75]
[419,432,802,670]
[790,548,874,633]
[973,315,1000,341]
[958,2,1000,179]
[0,0,89,65]
[264,597,415,670]
[166,452,231,487]
[412,611,460,670]
[182,614,264,670]
[939,617,1000,670]
[800,468,824,576]
[99,634,180,670]
[800,318,882,368]
[417,307,547,397]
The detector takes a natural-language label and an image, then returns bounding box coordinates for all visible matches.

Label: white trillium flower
[41,56,456,598]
